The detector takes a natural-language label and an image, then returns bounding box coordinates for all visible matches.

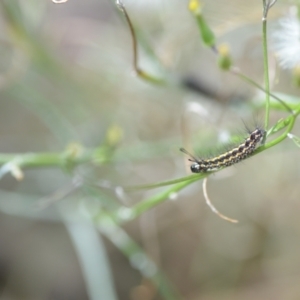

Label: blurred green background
[0,0,300,299]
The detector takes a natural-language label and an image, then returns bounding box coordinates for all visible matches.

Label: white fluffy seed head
[272,7,300,69]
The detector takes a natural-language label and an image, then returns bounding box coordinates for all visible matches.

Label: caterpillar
[180,127,266,173]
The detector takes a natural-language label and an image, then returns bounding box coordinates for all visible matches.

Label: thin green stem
[124,173,206,191]
[127,176,200,219]
[260,114,298,151]
[262,7,271,129]
[97,219,182,299]
[0,147,104,169]
[263,117,295,149]
[230,68,293,113]
[256,104,300,153]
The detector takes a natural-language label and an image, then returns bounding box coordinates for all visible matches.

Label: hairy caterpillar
[180,127,266,173]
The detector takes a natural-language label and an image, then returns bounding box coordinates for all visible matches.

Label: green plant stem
[97,220,182,300]
[0,153,63,167]
[124,174,205,191]
[230,68,293,113]
[129,176,201,219]
[259,109,299,152]
[262,9,271,129]
[65,220,118,300]
[261,0,278,126]
[0,151,90,168]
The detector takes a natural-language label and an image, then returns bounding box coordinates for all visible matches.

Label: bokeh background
[0,0,300,299]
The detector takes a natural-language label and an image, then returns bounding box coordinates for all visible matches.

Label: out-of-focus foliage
[0,1,300,300]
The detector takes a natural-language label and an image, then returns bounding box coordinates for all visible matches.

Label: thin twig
[202,177,238,223]
[230,67,293,114]
[35,176,83,210]
[116,0,139,74]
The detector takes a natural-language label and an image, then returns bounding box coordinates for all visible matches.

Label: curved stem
[116,0,139,73]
